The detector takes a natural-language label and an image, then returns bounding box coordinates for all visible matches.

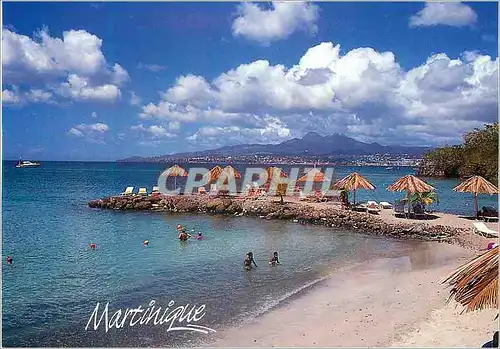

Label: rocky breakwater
[88,195,466,243]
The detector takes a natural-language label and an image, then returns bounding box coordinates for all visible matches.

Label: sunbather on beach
[269,251,280,266]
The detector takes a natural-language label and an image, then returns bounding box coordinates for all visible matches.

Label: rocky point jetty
[88,195,468,244]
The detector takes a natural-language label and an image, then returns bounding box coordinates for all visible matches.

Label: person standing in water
[6,256,13,265]
[269,252,280,266]
[244,252,257,270]
[178,230,191,241]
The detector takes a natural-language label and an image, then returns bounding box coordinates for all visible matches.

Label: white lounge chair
[366,201,381,214]
[352,203,368,212]
[379,201,393,209]
[473,222,499,238]
[121,187,134,196]
[138,187,147,195]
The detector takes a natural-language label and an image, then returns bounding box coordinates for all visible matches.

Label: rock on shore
[88,195,467,243]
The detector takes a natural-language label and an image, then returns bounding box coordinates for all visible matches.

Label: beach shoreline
[89,194,498,252]
[86,194,499,347]
[207,242,498,347]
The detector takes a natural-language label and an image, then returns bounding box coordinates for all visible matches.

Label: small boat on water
[16,159,41,168]
[385,167,393,170]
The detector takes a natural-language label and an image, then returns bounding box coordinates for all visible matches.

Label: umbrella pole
[353,189,356,206]
[474,193,478,219]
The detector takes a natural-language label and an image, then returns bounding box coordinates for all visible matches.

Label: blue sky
[2,1,498,161]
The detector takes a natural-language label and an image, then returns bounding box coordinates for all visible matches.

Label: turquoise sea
[2,162,497,347]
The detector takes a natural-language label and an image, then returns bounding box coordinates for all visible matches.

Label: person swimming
[196,232,203,240]
[143,240,149,246]
[6,256,13,265]
[178,231,190,241]
[90,243,96,250]
[269,251,280,266]
[244,252,257,270]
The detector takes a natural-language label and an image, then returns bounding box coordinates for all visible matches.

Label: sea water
[2,162,497,347]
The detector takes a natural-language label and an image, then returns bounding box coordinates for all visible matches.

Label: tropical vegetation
[417,123,498,184]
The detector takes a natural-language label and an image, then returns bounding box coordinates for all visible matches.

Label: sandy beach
[211,242,498,347]
[89,193,499,347]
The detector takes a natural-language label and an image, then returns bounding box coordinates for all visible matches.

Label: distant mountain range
[118,132,431,162]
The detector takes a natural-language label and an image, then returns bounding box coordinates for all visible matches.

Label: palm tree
[276,183,287,205]
[408,191,440,210]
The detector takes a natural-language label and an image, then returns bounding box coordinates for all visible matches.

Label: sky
[2,1,498,161]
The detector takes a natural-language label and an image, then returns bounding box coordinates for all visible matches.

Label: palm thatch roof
[454,176,499,195]
[262,167,288,182]
[204,166,224,182]
[333,172,375,190]
[387,175,435,193]
[453,175,498,217]
[221,165,242,179]
[443,246,498,313]
[297,168,330,182]
[165,164,188,177]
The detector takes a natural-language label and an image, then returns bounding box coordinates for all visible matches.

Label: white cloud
[168,121,181,133]
[409,2,477,27]
[2,88,22,104]
[131,123,177,139]
[111,63,130,85]
[141,41,498,147]
[68,128,84,137]
[27,89,53,103]
[137,63,168,72]
[2,28,128,105]
[58,74,120,102]
[232,2,319,44]
[162,75,215,108]
[67,122,109,143]
[129,91,142,106]
[2,86,53,105]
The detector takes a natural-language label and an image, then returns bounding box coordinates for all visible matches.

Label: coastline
[88,194,497,252]
[208,242,498,347]
[87,193,499,347]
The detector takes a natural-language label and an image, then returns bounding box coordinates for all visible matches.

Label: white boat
[16,160,41,168]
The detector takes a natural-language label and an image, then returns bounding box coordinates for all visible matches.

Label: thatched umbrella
[297,168,329,182]
[453,175,499,218]
[204,166,224,183]
[164,164,188,189]
[333,172,375,205]
[297,168,330,192]
[387,175,435,193]
[221,165,242,180]
[387,174,435,204]
[443,246,498,313]
[263,167,288,182]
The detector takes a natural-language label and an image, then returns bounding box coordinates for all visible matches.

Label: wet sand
[210,242,498,347]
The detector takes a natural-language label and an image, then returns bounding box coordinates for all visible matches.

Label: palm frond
[443,247,498,312]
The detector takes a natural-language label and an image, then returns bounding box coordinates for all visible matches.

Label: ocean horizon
[2,161,497,347]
